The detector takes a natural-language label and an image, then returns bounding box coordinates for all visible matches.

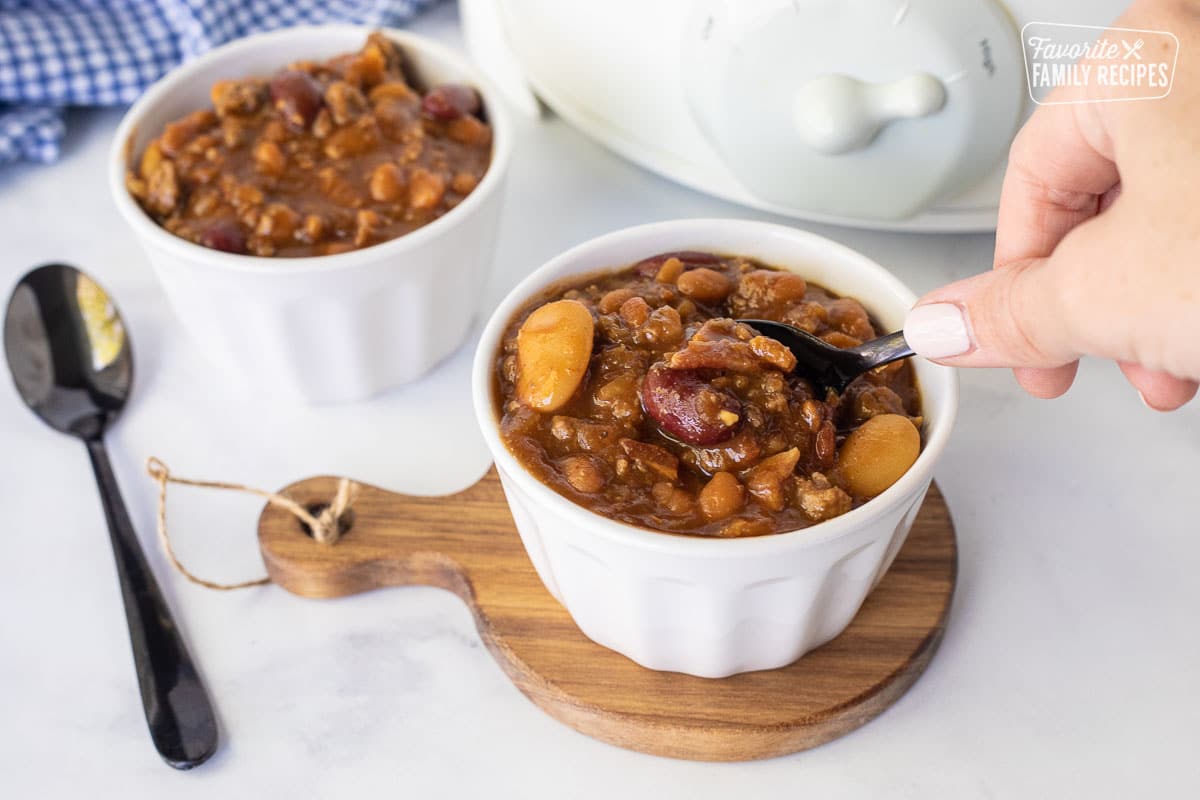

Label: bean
[559,455,605,493]
[408,167,446,210]
[300,214,325,243]
[837,414,920,499]
[800,398,824,432]
[255,203,300,243]
[719,518,775,538]
[269,70,324,129]
[311,109,333,139]
[827,298,876,340]
[619,296,651,326]
[815,419,837,466]
[728,270,807,318]
[447,116,491,147]
[821,331,862,349]
[346,45,386,88]
[783,301,828,333]
[654,257,684,284]
[598,288,637,314]
[516,300,595,412]
[421,84,482,120]
[652,482,693,514]
[639,305,683,348]
[451,171,479,194]
[139,141,163,180]
[771,273,808,304]
[369,162,406,202]
[676,267,733,304]
[158,110,216,156]
[322,121,378,159]
[699,472,746,521]
[633,251,721,277]
[353,209,383,248]
[252,139,286,176]
[369,81,417,105]
[198,219,247,254]
[641,365,741,446]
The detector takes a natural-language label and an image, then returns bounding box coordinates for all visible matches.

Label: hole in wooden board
[298,503,356,539]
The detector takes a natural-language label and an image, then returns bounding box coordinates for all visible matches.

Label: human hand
[903,0,1199,410]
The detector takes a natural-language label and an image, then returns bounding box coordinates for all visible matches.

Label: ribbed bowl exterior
[110,25,510,405]
[473,219,958,678]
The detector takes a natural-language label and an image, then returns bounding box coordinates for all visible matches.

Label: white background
[1,4,1198,797]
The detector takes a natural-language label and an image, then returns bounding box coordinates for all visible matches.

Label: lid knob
[793,73,947,155]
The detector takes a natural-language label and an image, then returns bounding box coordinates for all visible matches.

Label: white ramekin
[110,25,511,405]
[472,219,958,678]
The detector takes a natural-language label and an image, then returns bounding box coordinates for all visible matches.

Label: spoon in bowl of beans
[735,320,915,395]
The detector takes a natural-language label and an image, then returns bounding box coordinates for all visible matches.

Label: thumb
[904,257,1079,369]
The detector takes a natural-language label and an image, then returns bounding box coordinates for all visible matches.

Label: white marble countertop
[2,5,1198,797]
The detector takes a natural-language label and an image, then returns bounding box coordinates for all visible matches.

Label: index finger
[994,101,1120,267]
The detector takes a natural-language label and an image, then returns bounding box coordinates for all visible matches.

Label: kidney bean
[641,365,742,446]
[421,84,482,120]
[269,70,324,129]
[197,219,248,254]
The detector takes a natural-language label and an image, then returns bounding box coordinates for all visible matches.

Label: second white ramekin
[472,219,958,678]
[110,25,511,405]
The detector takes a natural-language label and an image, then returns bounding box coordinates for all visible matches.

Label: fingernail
[904,303,973,359]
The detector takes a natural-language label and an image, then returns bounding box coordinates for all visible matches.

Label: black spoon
[738,319,915,394]
[3,264,217,769]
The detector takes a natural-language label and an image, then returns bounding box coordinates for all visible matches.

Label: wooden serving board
[257,468,956,761]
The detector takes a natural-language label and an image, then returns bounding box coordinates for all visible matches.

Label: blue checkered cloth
[0,0,440,165]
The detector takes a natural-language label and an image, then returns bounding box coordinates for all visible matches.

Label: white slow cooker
[462,0,1126,231]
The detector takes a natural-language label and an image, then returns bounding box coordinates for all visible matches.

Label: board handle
[256,468,520,599]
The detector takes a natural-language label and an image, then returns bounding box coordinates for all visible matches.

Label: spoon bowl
[5,264,133,436]
[4,264,218,769]
[738,319,914,394]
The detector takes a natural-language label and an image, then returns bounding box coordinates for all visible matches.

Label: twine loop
[145,457,359,590]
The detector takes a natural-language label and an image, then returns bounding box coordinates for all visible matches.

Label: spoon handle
[84,438,218,769]
[852,331,915,371]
